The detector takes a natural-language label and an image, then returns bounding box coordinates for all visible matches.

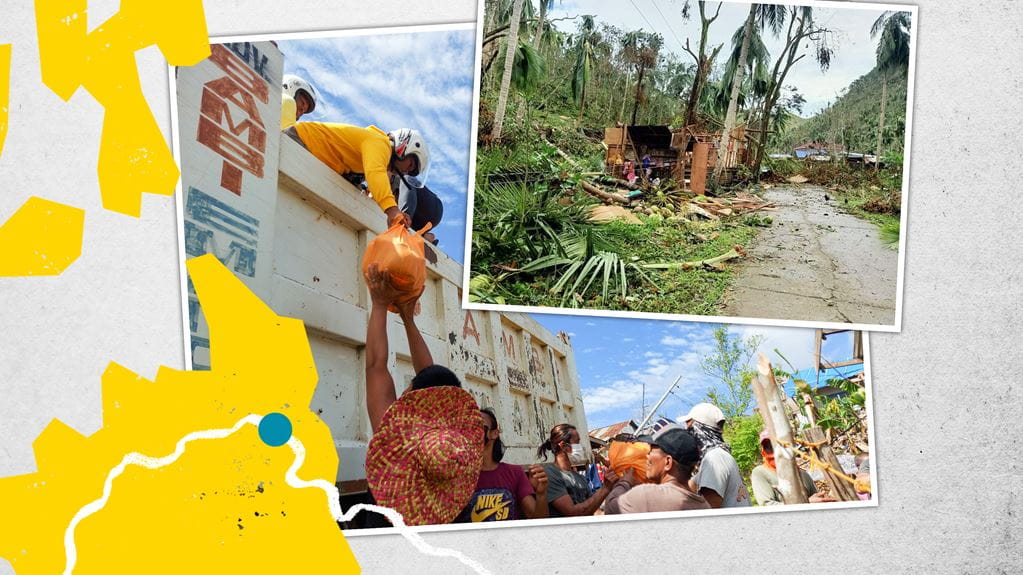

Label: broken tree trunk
[542,138,582,170]
[581,181,629,204]
[684,204,719,220]
[803,427,859,502]
[756,355,809,505]
[642,245,746,271]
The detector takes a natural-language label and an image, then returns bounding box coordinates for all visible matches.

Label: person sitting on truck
[604,426,709,514]
[454,407,549,523]
[362,263,484,526]
[280,74,317,130]
[389,172,443,246]
[537,423,620,518]
[284,122,432,230]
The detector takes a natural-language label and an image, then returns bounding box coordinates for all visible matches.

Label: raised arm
[549,468,620,517]
[365,264,399,433]
[395,292,432,374]
[519,465,549,519]
[603,468,635,515]
[361,139,406,227]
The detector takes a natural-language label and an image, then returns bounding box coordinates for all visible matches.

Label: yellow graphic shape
[0,254,360,573]
[0,196,84,276]
[0,43,9,156]
[35,0,211,216]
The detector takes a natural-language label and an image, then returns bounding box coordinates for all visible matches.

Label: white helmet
[282,74,318,113]
[388,128,430,178]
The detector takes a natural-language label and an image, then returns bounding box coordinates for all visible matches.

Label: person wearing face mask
[454,408,549,522]
[750,430,833,505]
[537,424,620,517]
[683,403,752,508]
[604,427,710,514]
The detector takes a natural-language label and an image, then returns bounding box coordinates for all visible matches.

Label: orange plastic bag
[609,440,651,484]
[361,221,431,312]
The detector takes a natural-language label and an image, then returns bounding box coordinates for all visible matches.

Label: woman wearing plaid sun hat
[363,263,484,526]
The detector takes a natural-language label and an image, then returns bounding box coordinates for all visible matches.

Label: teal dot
[258,413,292,447]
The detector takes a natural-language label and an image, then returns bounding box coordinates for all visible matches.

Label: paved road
[723,185,898,326]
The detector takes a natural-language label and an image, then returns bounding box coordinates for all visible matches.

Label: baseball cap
[683,403,726,429]
[640,427,701,465]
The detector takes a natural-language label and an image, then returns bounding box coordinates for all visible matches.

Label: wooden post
[692,142,710,195]
[751,376,777,442]
[801,391,819,428]
[814,329,824,372]
[755,354,809,505]
[804,427,859,501]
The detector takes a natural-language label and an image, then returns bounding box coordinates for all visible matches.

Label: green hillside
[777,65,909,159]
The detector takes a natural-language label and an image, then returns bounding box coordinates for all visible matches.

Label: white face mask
[568,443,588,466]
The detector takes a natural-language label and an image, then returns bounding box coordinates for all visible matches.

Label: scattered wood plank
[804,427,859,502]
[683,204,719,220]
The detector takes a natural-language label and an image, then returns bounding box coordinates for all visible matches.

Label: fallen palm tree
[643,245,748,271]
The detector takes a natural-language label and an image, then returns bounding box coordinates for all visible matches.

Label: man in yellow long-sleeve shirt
[287,123,430,229]
[280,74,317,130]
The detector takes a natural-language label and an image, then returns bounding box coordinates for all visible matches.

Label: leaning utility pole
[636,374,684,433]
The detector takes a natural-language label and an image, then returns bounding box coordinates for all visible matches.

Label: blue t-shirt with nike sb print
[455,463,534,522]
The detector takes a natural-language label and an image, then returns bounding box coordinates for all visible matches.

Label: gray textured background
[1,0,1021,573]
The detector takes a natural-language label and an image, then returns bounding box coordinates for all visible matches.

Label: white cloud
[582,380,645,414]
[660,335,687,346]
[732,325,816,373]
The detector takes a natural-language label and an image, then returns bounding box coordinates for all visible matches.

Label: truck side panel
[176,41,590,492]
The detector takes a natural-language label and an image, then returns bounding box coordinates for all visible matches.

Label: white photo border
[460,0,919,334]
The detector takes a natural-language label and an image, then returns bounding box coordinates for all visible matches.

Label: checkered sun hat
[366,386,484,526]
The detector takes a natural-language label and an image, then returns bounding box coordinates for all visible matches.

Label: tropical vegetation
[472,0,912,309]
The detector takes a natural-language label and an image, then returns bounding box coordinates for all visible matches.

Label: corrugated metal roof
[782,363,865,397]
[589,420,636,441]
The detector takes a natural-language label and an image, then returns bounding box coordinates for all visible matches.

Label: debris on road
[644,245,748,271]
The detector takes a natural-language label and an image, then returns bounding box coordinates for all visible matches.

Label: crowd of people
[357,263,872,527]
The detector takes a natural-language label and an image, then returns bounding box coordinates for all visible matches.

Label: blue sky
[549,0,910,117]
[531,313,861,429]
[278,27,476,262]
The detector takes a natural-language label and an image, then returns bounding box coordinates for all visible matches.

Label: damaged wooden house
[603,123,755,194]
